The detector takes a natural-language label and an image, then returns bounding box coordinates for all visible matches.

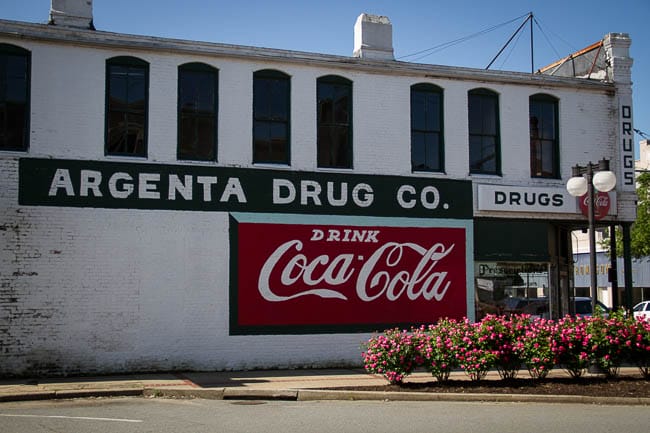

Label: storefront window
[475,262,550,320]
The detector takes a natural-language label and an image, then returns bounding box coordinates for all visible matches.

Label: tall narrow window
[178,63,218,161]
[253,69,290,164]
[317,75,352,168]
[468,88,500,175]
[105,56,148,157]
[0,44,30,151]
[530,94,559,178]
[411,83,443,172]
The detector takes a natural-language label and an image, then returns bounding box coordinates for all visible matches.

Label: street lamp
[566,158,617,314]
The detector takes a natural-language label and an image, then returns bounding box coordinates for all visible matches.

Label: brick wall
[0,35,629,376]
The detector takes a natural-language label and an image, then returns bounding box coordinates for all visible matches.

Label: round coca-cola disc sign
[579,191,611,220]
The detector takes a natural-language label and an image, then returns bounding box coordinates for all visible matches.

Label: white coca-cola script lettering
[582,195,610,207]
[258,240,455,302]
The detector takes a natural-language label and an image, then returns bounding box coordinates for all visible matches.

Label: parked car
[500,297,549,319]
[633,301,650,320]
[571,297,610,317]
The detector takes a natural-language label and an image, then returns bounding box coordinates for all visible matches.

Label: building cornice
[0,19,615,92]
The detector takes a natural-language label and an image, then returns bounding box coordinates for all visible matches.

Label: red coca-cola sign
[231,221,468,333]
[579,191,611,220]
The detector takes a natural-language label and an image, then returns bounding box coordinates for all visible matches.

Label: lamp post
[566,159,617,314]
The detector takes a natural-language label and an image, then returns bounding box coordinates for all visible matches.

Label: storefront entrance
[474,219,572,319]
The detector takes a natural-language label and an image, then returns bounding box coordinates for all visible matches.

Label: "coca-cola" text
[258,240,455,303]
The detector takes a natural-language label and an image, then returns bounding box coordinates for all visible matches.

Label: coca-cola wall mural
[230,214,473,334]
[19,157,475,334]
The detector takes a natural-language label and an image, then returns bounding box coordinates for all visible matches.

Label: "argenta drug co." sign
[19,158,472,219]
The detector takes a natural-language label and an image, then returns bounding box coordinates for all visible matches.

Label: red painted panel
[235,222,467,328]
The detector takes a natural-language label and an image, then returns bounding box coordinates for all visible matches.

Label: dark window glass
[530,94,559,178]
[468,89,500,175]
[105,56,148,157]
[253,70,290,164]
[317,75,352,168]
[178,63,218,161]
[411,83,443,172]
[0,44,30,151]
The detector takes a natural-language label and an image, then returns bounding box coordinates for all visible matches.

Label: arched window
[317,75,352,168]
[468,88,500,175]
[530,94,559,178]
[178,62,218,161]
[411,83,444,172]
[253,69,290,164]
[0,43,30,151]
[105,56,149,157]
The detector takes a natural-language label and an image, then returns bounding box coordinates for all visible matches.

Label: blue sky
[4,0,649,155]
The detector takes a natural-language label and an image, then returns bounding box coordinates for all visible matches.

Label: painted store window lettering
[178,62,218,161]
[475,262,549,320]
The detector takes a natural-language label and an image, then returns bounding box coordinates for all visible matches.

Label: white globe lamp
[566,176,588,197]
[592,170,617,192]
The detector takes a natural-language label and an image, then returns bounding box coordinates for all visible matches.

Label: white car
[633,301,650,320]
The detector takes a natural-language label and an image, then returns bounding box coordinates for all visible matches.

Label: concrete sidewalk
[1,367,648,405]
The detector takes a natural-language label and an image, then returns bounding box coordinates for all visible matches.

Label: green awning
[474,219,550,262]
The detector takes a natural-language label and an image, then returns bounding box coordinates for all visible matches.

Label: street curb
[223,388,298,400]
[144,388,226,400]
[1,387,649,406]
[0,388,143,403]
[0,391,56,402]
[296,389,650,405]
[54,388,144,400]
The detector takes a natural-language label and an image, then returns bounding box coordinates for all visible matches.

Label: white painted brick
[0,32,635,376]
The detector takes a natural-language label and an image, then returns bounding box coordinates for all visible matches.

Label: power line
[398,13,530,62]
[485,13,532,70]
[496,21,527,70]
[532,17,562,60]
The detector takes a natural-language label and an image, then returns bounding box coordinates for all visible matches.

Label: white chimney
[353,13,394,61]
[49,0,94,30]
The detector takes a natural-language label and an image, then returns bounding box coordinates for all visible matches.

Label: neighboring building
[571,139,650,308]
[573,252,650,308]
[638,139,650,172]
[0,1,637,375]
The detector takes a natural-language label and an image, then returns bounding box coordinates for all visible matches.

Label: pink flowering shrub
[362,328,418,384]
[478,315,524,380]
[586,309,632,377]
[362,312,650,384]
[549,315,591,378]
[628,316,650,378]
[417,320,460,382]
[513,317,555,379]
[454,318,497,381]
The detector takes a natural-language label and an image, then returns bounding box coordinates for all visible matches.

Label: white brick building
[0,2,636,376]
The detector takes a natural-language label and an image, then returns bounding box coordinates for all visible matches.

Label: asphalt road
[0,397,648,433]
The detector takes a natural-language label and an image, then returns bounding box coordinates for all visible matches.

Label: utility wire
[533,17,562,60]
[486,13,531,70]
[398,13,530,62]
[635,129,650,139]
[533,16,576,55]
[496,21,526,70]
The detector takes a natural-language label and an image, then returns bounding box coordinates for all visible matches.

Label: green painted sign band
[19,158,473,219]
